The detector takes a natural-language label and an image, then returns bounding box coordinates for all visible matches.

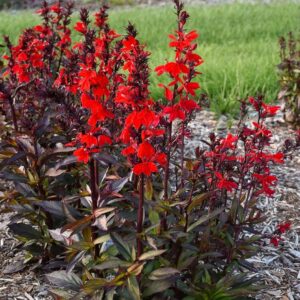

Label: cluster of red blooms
[154,0,202,138]
[117,25,167,176]
[63,6,122,163]
[61,8,168,176]
[54,0,203,178]
[201,96,284,206]
[3,2,73,85]
[0,2,78,132]
[270,221,291,247]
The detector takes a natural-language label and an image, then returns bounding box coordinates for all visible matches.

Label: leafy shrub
[0,1,299,299]
[278,32,300,127]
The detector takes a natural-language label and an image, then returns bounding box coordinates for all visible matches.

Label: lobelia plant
[278,32,300,127]
[0,1,300,299]
[0,1,85,264]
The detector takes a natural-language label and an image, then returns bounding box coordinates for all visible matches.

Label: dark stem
[89,158,99,257]
[184,181,195,232]
[180,122,185,188]
[8,96,18,132]
[161,122,173,232]
[137,174,144,257]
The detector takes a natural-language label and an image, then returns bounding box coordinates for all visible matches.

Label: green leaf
[110,233,132,262]
[143,279,173,297]
[67,250,86,273]
[36,200,81,219]
[187,207,224,232]
[148,267,180,280]
[138,249,166,261]
[3,260,26,274]
[45,167,66,177]
[110,176,129,193]
[0,170,27,183]
[93,207,115,218]
[93,258,130,271]
[8,223,42,240]
[105,289,115,300]
[127,275,140,300]
[145,178,153,201]
[83,279,108,294]
[0,152,26,170]
[49,289,73,299]
[61,215,93,235]
[93,234,111,245]
[187,193,210,213]
[46,271,82,291]
[15,182,37,197]
[38,147,76,167]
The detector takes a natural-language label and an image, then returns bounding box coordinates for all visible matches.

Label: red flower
[137,141,156,161]
[125,109,156,130]
[270,236,280,247]
[163,104,185,122]
[277,222,291,234]
[155,62,189,78]
[122,146,136,156]
[215,172,238,192]
[158,84,174,101]
[81,93,94,109]
[79,134,98,147]
[78,68,97,91]
[220,133,238,149]
[98,135,112,147]
[133,162,158,176]
[88,103,114,127]
[74,22,87,34]
[74,148,90,164]
[253,173,277,196]
[122,36,138,52]
[155,152,167,166]
[182,82,200,96]
[262,103,280,117]
[179,99,200,112]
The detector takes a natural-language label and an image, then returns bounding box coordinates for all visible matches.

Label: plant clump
[0,1,299,299]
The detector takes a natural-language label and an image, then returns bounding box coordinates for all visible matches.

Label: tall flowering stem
[117,24,167,255]
[155,0,203,227]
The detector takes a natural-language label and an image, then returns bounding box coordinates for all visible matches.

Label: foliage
[278,32,300,127]
[0,1,299,299]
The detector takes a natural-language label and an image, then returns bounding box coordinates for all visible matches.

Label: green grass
[0,2,299,115]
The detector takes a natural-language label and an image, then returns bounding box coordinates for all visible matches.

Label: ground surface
[0,109,300,299]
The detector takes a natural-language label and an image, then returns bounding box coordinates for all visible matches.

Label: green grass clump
[0,2,299,115]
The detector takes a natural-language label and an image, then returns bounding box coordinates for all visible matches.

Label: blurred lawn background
[0,1,299,115]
